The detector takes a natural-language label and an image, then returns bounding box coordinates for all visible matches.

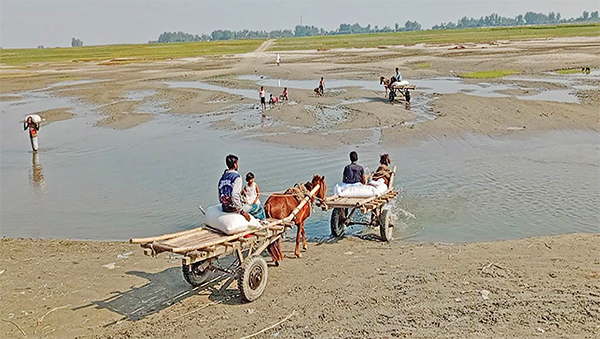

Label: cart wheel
[238,256,268,302]
[379,209,393,242]
[331,208,346,237]
[405,90,411,103]
[389,90,396,102]
[182,260,214,287]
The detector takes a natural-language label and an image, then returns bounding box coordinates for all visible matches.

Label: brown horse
[380,76,392,97]
[264,175,327,261]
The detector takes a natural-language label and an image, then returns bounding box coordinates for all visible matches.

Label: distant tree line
[154,10,598,43]
[432,10,599,29]
[71,37,83,47]
[155,21,423,43]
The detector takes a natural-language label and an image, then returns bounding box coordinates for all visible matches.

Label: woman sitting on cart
[243,172,266,220]
[371,154,392,187]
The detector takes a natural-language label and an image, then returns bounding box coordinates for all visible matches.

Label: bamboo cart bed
[130,184,320,302]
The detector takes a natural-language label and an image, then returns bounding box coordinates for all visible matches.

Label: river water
[1,77,599,243]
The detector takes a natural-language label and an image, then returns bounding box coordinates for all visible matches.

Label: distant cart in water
[380,77,416,103]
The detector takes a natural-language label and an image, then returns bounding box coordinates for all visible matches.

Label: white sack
[334,179,388,198]
[205,204,260,235]
[390,80,410,89]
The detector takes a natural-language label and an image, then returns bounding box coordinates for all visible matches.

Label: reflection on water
[30,152,46,190]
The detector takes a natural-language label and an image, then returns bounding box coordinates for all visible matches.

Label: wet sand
[0,36,598,147]
[36,108,76,124]
[1,234,598,339]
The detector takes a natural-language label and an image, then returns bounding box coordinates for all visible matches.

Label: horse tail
[267,239,283,264]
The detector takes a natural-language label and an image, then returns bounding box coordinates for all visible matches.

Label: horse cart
[130,185,320,302]
[320,167,398,241]
[388,81,416,103]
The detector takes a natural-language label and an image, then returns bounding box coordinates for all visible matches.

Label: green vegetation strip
[414,62,431,69]
[0,40,263,66]
[269,24,600,51]
[556,69,583,74]
[460,70,519,78]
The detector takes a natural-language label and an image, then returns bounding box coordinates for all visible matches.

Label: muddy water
[237,74,597,104]
[1,80,599,243]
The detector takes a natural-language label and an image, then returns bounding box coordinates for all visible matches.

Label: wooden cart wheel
[330,208,346,238]
[379,209,393,242]
[389,90,396,102]
[238,256,268,302]
[405,90,411,103]
[182,260,214,286]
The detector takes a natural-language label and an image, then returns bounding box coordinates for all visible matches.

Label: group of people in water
[259,86,289,110]
[258,76,326,110]
[218,151,393,221]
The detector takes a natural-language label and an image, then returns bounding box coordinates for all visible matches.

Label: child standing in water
[243,172,265,220]
[259,86,266,110]
[24,116,40,152]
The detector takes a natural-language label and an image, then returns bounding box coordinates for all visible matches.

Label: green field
[0,39,263,66]
[460,70,519,78]
[270,24,600,51]
[556,68,585,74]
[1,23,598,66]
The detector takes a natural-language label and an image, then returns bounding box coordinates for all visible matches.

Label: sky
[1,0,598,48]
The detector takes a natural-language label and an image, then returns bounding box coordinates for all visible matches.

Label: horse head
[310,175,327,203]
[379,76,385,85]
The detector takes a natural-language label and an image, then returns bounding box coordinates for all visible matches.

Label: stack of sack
[333,179,388,198]
[205,205,261,235]
[391,80,410,89]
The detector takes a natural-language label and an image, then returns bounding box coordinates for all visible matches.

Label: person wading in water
[24,116,40,152]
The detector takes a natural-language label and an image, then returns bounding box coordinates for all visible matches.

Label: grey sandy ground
[1,233,598,338]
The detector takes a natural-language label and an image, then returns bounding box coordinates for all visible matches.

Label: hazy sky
[1,0,598,48]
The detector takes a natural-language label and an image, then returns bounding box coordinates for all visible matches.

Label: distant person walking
[259,86,266,110]
[318,77,325,96]
[276,53,281,66]
[24,115,41,152]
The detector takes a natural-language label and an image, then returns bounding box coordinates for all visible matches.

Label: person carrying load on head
[243,172,266,220]
[219,154,251,221]
[343,151,367,185]
[371,154,392,187]
[24,115,41,152]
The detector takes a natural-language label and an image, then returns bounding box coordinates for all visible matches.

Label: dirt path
[1,233,599,339]
[254,39,274,53]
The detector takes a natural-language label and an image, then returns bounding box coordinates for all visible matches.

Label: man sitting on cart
[343,151,367,185]
[391,67,402,85]
[219,154,265,221]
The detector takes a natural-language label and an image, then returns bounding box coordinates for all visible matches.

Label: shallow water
[237,74,594,104]
[1,80,599,244]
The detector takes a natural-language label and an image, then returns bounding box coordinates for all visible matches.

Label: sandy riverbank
[0,233,598,339]
[1,37,598,144]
